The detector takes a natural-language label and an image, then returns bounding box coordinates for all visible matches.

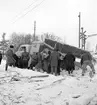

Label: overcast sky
[0,0,97,49]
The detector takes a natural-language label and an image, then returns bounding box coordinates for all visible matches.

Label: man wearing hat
[5,45,16,71]
[21,47,30,68]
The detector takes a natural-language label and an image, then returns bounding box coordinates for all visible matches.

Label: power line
[13,0,39,20]
[13,0,45,23]
[12,0,46,24]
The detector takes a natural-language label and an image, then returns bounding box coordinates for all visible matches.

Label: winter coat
[5,49,16,64]
[64,53,75,71]
[50,51,59,67]
[21,51,29,61]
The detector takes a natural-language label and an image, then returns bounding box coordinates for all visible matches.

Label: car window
[19,47,25,51]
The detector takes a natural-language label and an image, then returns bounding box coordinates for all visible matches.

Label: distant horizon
[0,29,97,52]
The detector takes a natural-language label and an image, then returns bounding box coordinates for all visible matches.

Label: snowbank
[0,60,97,105]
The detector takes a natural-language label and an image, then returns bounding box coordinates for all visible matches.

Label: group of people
[5,45,30,70]
[5,45,96,76]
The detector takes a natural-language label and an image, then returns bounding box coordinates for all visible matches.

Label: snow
[75,58,81,62]
[0,60,97,105]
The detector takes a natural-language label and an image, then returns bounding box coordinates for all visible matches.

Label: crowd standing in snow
[4,45,96,77]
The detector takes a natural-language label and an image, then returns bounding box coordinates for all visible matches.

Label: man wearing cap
[21,47,30,68]
[5,45,16,71]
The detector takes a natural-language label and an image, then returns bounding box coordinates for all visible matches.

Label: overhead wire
[12,0,46,24]
[13,0,39,20]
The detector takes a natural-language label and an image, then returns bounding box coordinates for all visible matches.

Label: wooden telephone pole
[78,12,86,50]
[78,13,97,50]
[78,12,81,48]
[34,21,36,41]
[2,33,6,56]
[0,33,9,56]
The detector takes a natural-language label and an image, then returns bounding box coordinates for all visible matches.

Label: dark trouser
[18,58,23,68]
[0,59,2,64]
[5,62,15,71]
[57,66,60,75]
[48,64,51,73]
[57,60,61,75]
[30,61,37,69]
[22,60,28,69]
[68,69,73,74]
[65,61,75,75]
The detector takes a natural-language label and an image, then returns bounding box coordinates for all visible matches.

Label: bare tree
[0,33,9,55]
[10,32,32,52]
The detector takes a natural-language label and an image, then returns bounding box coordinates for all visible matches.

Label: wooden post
[78,12,81,48]
[34,21,36,41]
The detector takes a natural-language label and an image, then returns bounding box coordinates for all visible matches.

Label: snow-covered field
[0,60,97,105]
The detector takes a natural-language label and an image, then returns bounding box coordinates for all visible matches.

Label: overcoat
[5,49,16,64]
[50,51,59,67]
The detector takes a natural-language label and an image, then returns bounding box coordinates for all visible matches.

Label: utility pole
[80,27,86,50]
[2,33,6,57]
[78,12,81,48]
[34,21,36,41]
[81,27,84,49]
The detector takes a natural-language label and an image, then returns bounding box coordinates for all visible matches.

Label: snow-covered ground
[0,60,97,105]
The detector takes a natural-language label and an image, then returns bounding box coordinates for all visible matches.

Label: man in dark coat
[50,48,59,76]
[63,52,75,75]
[0,51,2,64]
[5,45,16,71]
[21,47,30,69]
[81,52,95,76]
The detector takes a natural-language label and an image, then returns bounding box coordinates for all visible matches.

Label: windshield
[18,46,25,51]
